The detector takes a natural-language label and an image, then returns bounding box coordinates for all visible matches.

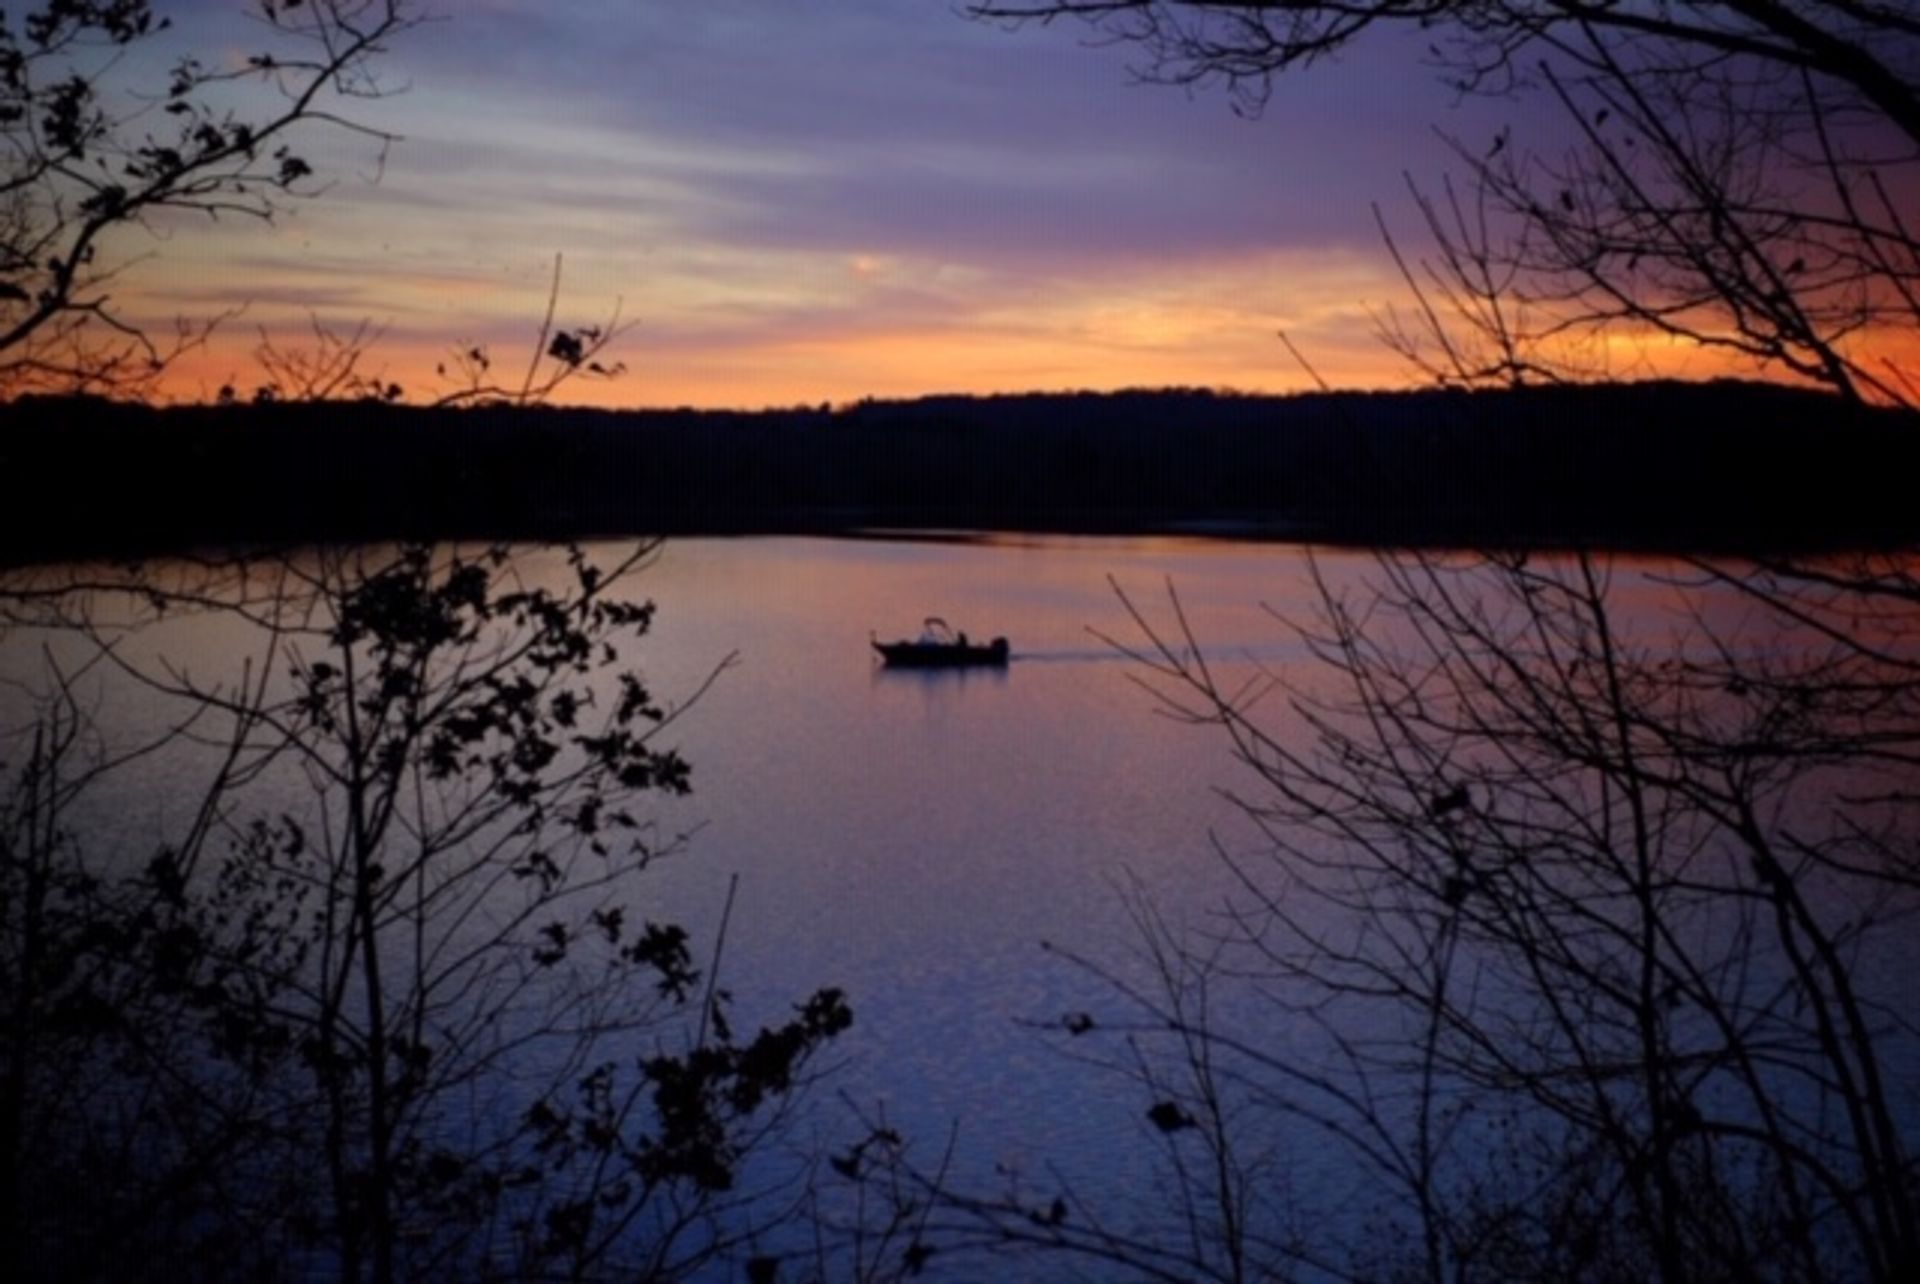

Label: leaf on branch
[1029,1196,1068,1227]
[1147,1100,1196,1133]
[532,921,570,967]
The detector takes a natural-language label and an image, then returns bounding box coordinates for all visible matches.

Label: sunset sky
[124,1,1733,408]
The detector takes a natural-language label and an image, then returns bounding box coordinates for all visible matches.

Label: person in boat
[915,619,965,649]
[875,619,1008,667]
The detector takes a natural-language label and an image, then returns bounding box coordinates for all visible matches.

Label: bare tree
[239,256,630,407]
[427,254,632,409]
[0,1,417,397]
[826,552,1920,1284]
[0,543,851,1282]
[973,2,1920,405]
[1067,555,1919,1282]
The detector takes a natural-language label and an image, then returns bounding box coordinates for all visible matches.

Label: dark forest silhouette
[4,380,1916,562]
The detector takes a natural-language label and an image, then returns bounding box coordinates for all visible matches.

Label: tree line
[5,380,1916,561]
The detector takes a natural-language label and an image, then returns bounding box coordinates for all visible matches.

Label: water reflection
[869,662,1011,687]
[3,538,1915,1281]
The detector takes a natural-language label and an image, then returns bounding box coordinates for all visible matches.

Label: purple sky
[138,1,1613,406]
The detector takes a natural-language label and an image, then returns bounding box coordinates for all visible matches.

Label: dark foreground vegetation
[864,549,1920,1284]
[3,380,1915,562]
[0,543,856,1283]
[5,537,1918,1283]
[0,0,1913,1276]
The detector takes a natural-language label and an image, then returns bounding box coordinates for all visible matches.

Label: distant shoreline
[3,380,1915,565]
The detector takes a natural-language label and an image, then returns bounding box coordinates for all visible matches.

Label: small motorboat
[872,617,1010,668]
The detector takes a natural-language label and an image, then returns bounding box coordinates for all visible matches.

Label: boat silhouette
[871,617,1009,668]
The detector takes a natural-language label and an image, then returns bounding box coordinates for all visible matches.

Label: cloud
[370,0,1488,268]
[128,0,1527,405]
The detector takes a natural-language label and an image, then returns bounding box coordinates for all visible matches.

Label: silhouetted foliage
[0,542,849,1282]
[848,553,1920,1282]
[0,1,416,397]
[426,254,632,409]
[975,2,1920,405]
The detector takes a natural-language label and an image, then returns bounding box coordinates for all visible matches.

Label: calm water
[4,535,1903,1276]
[614,536,1337,1179]
[0,538,1345,1183]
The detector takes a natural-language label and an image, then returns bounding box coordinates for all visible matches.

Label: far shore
[3,380,1914,565]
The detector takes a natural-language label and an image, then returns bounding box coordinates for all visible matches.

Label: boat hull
[873,637,1010,668]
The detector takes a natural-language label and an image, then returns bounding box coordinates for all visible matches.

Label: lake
[3,534,1913,1281]
[0,535,1342,1265]
[629,537,1330,1172]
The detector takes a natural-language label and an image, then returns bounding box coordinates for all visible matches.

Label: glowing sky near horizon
[121,1,1744,408]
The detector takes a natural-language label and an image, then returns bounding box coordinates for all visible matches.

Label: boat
[872,617,1010,668]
